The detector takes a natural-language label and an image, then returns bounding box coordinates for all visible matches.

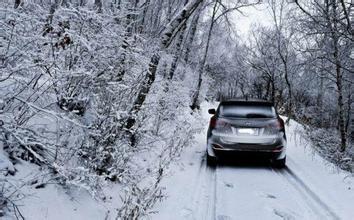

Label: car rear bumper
[207,134,286,160]
[211,146,285,160]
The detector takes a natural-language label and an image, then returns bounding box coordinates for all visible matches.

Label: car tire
[273,157,286,168]
[206,152,217,167]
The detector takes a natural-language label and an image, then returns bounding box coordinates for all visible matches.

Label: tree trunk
[168,0,189,80]
[271,79,275,104]
[331,0,347,151]
[334,45,346,151]
[164,0,189,82]
[184,5,202,63]
[191,1,217,110]
[265,78,270,99]
[283,60,292,123]
[345,83,352,133]
[317,74,324,127]
[126,53,159,130]
[168,26,186,80]
[125,0,204,138]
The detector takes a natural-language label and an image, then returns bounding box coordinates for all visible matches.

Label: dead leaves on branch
[42,20,72,50]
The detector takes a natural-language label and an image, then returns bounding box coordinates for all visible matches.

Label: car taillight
[277,118,285,129]
[209,117,232,132]
[267,119,284,130]
[210,116,217,128]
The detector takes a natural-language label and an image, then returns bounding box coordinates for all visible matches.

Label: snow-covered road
[153,103,354,220]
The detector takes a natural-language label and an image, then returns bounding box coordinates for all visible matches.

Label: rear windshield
[219,105,276,118]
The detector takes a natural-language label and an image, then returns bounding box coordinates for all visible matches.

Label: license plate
[237,128,259,135]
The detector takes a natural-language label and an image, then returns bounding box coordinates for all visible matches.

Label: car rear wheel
[272,157,286,168]
[206,152,217,167]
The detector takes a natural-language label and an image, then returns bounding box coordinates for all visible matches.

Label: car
[206,99,287,168]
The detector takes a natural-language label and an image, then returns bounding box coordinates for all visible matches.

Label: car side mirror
[208,108,216,115]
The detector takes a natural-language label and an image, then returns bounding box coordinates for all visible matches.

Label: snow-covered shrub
[305,127,354,172]
[113,61,203,218]
[1,1,205,218]
[1,0,141,175]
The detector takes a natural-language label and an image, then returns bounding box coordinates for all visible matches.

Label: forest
[0,0,352,219]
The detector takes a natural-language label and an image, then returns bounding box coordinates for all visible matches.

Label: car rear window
[219,104,276,118]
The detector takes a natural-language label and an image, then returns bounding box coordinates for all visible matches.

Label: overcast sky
[229,3,273,40]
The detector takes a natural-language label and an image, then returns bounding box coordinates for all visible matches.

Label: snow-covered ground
[152,102,354,220]
[2,102,353,220]
[3,160,123,220]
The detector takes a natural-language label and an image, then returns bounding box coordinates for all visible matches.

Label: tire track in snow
[186,154,207,219]
[185,154,217,220]
[206,164,217,220]
[199,158,217,220]
[272,165,340,220]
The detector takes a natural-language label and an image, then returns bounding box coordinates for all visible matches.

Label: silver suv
[206,99,287,168]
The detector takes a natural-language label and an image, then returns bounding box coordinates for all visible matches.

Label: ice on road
[153,102,354,220]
